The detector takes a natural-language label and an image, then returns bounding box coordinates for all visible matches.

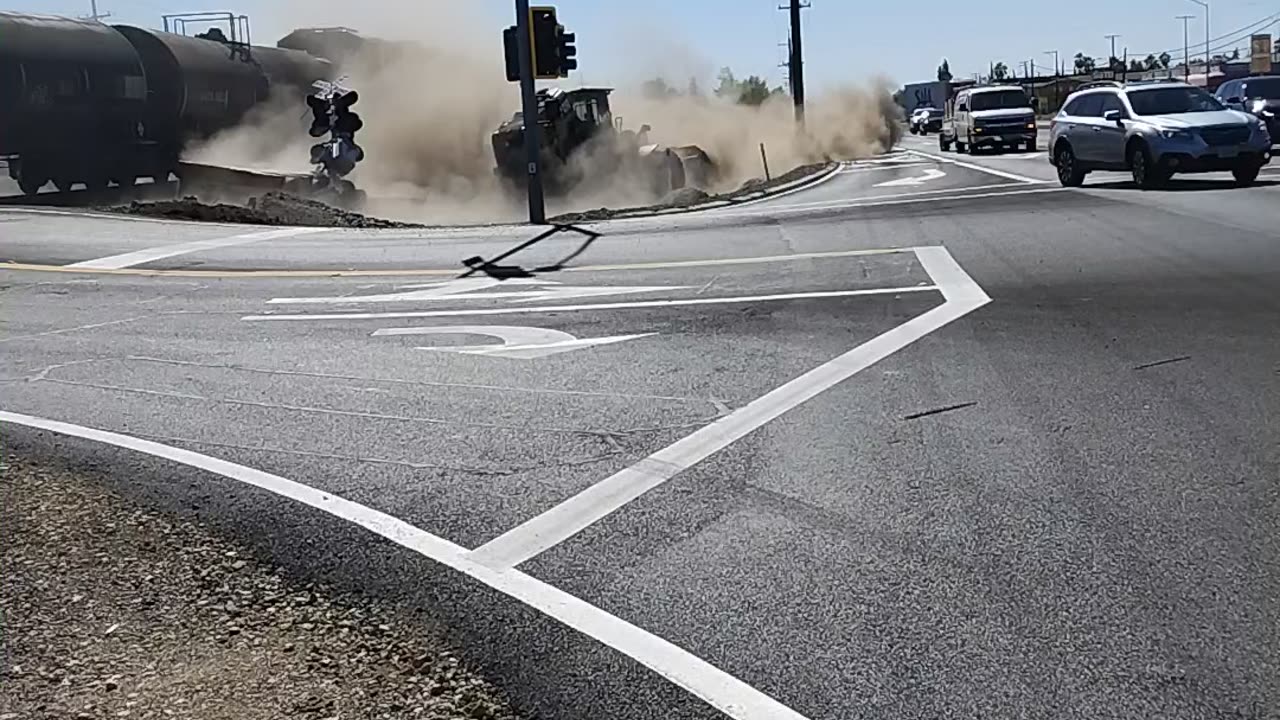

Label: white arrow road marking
[269,279,688,305]
[371,325,655,359]
[873,168,947,187]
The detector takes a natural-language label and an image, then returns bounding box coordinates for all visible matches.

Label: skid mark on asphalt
[0,410,813,720]
[468,246,991,570]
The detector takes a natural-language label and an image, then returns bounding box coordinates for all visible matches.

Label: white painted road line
[723,185,1066,218]
[65,227,326,270]
[468,246,991,570]
[901,148,1047,184]
[0,410,811,720]
[241,286,939,322]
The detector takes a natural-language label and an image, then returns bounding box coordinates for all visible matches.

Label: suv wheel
[1128,143,1164,189]
[1231,163,1260,186]
[1054,145,1085,187]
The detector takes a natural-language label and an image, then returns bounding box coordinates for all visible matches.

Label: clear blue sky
[9,0,1279,90]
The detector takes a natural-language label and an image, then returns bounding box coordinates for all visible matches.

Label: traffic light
[530,6,559,79]
[556,26,576,75]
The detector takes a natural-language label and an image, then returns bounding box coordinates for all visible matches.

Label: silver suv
[1049,79,1272,188]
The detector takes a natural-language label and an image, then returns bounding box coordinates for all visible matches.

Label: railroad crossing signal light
[530,6,560,79]
[556,27,576,75]
[502,25,519,82]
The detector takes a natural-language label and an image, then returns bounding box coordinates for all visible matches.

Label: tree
[737,75,772,106]
[991,62,1009,81]
[1073,52,1096,74]
[714,67,738,99]
[1108,56,1126,72]
[641,77,677,100]
[687,77,702,97]
[1143,54,1159,70]
[1129,59,1145,72]
[937,59,953,82]
[1158,52,1172,69]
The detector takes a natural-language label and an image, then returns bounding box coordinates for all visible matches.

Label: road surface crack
[134,432,628,478]
[126,355,719,406]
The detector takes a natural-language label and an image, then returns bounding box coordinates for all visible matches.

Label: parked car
[1048,79,1272,188]
[938,85,1037,154]
[909,107,944,135]
[1215,75,1279,146]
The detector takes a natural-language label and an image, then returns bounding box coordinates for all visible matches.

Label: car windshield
[929,109,944,117]
[1244,78,1280,99]
[969,90,1029,110]
[1126,86,1224,115]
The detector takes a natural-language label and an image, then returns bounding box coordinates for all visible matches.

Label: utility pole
[1104,34,1121,72]
[1044,50,1059,76]
[1186,0,1210,81]
[513,0,545,224]
[783,0,808,126]
[1176,15,1195,81]
[1044,50,1060,110]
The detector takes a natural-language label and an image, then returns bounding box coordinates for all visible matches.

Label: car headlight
[1025,122,1036,129]
[1159,128,1193,140]
[1251,99,1268,114]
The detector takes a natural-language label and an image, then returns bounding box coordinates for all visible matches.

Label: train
[0,11,334,195]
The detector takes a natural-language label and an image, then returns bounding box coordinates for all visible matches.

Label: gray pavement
[2,141,1278,720]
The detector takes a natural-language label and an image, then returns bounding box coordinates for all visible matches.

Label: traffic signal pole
[514,0,546,224]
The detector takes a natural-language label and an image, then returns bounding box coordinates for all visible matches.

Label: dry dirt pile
[106,193,416,228]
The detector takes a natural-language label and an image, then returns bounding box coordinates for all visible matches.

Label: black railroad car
[0,12,150,194]
[2,12,333,196]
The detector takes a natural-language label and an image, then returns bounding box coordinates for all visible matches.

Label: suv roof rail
[1125,77,1184,86]
[1076,80,1122,91]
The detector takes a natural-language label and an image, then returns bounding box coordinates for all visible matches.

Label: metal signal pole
[514,0,546,224]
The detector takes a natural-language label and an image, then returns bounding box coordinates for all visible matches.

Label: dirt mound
[661,186,711,207]
[105,193,416,228]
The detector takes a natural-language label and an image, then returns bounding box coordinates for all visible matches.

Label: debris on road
[902,401,979,421]
[0,454,520,720]
[1133,355,1191,371]
[103,192,417,229]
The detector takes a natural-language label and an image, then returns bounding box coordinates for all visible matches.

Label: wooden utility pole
[785,0,807,125]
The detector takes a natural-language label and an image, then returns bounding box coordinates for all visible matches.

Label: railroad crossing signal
[503,5,576,81]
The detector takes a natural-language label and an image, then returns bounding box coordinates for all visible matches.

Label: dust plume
[184,0,901,223]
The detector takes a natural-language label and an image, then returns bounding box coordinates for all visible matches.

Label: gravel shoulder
[0,454,520,720]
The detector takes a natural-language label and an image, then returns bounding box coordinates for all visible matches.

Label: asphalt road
[3,142,1278,720]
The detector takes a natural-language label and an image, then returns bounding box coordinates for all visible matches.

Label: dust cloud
[184,0,901,224]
